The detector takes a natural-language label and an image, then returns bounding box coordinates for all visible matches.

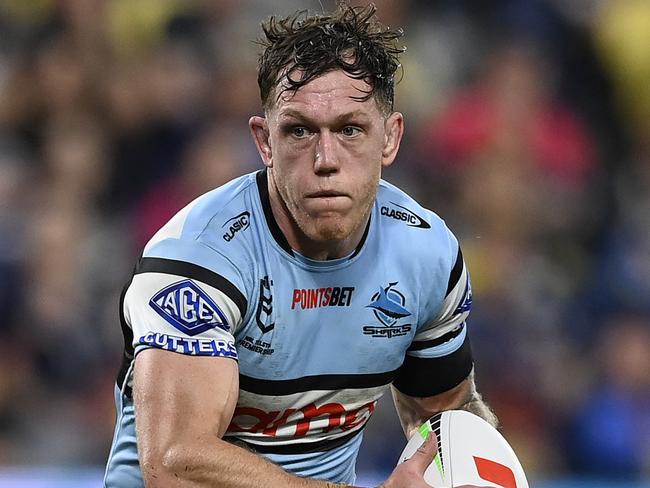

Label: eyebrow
[278,109,371,124]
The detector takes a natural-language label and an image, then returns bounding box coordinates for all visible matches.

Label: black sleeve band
[392,333,473,397]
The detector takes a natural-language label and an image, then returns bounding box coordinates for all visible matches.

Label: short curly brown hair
[256,3,405,115]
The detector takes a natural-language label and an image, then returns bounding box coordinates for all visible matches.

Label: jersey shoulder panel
[123,173,262,364]
[376,179,456,251]
[143,172,255,252]
[377,181,474,396]
[375,179,460,324]
[177,172,257,244]
[142,172,259,299]
[377,179,445,231]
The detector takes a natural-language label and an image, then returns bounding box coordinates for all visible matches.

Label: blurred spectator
[0,136,32,334]
[602,131,650,315]
[575,125,650,338]
[564,314,650,479]
[417,37,598,357]
[413,35,608,479]
[131,122,254,249]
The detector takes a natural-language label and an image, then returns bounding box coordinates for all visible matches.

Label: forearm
[457,378,498,428]
[392,377,472,438]
[133,351,360,488]
[142,436,360,488]
[392,369,498,437]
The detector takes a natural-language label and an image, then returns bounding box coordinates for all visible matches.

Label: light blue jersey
[104,170,473,486]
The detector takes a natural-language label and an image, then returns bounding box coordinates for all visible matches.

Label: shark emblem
[366,282,411,326]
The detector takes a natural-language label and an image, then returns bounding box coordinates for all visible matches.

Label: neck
[266,171,369,261]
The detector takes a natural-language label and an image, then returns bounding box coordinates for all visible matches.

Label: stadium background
[0,0,649,486]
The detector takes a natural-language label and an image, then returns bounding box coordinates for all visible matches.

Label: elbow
[139,443,196,486]
[163,445,190,477]
[138,447,167,487]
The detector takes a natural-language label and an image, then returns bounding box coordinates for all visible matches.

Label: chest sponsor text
[291,287,355,310]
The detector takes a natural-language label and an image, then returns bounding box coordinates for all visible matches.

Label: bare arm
[134,348,348,487]
[391,368,497,439]
[135,349,488,488]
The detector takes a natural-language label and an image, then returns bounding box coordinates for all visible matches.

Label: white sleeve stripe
[135,257,247,317]
[409,322,466,351]
[412,260,471,343]
[435,265,468,320]
[407,325,468,359]
[413,311,467,342]
[445,247,464,296]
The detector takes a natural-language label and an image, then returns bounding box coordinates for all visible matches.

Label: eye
[341,126,362,137]
[291,126,310,138]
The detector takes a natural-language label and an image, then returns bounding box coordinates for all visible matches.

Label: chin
[313,226,350,242]
[302,216,354,242]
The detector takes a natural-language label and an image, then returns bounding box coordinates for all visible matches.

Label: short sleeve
[124,245,248,360]
[392,245,474,397]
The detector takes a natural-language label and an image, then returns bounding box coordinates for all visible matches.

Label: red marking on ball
[474,456,517,488]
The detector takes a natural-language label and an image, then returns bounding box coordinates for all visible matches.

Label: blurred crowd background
[0,0,649,485]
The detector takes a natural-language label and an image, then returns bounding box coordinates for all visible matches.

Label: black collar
[256,169,294,256]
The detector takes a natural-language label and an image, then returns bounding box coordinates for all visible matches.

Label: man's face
[251,70,403,245]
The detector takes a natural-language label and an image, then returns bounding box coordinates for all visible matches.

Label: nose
[314,130,339,175]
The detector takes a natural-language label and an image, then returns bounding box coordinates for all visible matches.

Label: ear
[249,116,273,167]
[381,112,404,168]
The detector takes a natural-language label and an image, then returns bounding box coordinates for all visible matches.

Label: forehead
[272,70,382,119]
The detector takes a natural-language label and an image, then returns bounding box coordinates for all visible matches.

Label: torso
[105,169,460,485]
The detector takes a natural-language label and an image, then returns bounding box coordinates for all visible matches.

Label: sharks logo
[364,282,412,338]
[366,282,411,326]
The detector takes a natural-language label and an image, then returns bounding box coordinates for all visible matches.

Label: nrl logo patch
[150,280,228,336]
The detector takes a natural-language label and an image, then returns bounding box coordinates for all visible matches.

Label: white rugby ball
[398,410,529,488]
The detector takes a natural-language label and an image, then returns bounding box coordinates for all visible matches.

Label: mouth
[306,190,348,199]
[303,190,350,214]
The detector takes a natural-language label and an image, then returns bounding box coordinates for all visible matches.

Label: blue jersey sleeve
[393,225,474,397]
[124,237,249,361]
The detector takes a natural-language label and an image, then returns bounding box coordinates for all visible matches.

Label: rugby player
[105,4,496,487]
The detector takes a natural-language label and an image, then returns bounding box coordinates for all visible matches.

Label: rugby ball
[397,410,529,488]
